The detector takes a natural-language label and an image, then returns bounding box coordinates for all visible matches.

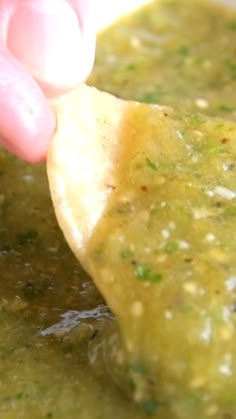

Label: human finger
[0,47,55,162]
[7,0,96,95]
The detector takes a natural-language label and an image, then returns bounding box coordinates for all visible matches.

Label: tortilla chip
[47,85,133,268]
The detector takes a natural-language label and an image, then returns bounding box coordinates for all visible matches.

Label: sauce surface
[91,0,236,121]
[87,104,236,418]
[1,0,236,418]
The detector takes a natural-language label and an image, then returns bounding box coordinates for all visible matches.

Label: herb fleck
[225,59,236,79]
[189,113,205,127]
[164,242,179,254]
[228,21,236,31]
[139,92,158,103]
[135,264,163,283]
[218,104,235,112]
[142,399,159,416]
[126,63,137,71]
[16,229,38,246]
[128,362,147,375]
[208,145,222,154]
[121,249,135,259]
[177,44,190,57]
[146,157,158,171]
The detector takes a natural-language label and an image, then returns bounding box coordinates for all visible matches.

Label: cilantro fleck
[16,229,38,246]
[189,113,206,127]
[218,104,235,112]
[135,264,163,283]
[150,207,159,216]
[228,21,236,31]
[128,362,147,374]
[177,44,190,57]
[142,399,159,416]
[23,280,48,299]
[0,244,12,252]
[138,84,166,103]
[187,393,203,405]
[126,63,137,71]
[146,157,158,171]
[164,241,179,254]
[139,92,158,103]
[208,146,222,154]
[223,205,236,218]
[62,344,75,354]
[0,228,7,236]
[121,249,135,259]
[225,59,236,79]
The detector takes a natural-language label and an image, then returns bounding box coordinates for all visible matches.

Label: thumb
[7,0,96,95]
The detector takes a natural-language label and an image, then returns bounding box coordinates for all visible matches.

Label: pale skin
[0,0,96,162]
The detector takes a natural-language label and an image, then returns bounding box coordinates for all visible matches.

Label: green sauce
[90,0,236,121]
[87,104,236,419]
[1,1,236,418]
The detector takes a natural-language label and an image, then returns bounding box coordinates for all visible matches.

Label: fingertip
[0,102,55,163]
[0,49,55,163]
[7,0,96,94]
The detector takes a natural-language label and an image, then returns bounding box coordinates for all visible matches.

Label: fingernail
[7,0,87,91]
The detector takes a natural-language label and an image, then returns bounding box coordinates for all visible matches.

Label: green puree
[90,0,236,121]
[0,0,236,418]
[87,105,236,419]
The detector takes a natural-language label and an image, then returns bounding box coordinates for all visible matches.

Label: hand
[0,0,96,162]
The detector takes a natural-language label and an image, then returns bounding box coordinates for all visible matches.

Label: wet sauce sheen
[1,1,236,418]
